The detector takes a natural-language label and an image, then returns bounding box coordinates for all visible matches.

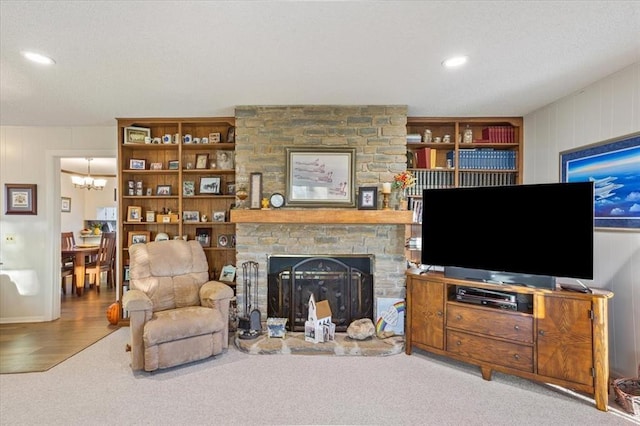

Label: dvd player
[456,286,516,302]
[455,293,518,310]
[455,286,519,311]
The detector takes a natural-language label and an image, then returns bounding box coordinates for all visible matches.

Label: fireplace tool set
[238,261,262,339]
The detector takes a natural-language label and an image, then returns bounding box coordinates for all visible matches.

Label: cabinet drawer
[447,330,533,372]
[447,304,533,344]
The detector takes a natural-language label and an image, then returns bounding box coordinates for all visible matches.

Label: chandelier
[71,158,107,190]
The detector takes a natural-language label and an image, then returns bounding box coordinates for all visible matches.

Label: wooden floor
[0,282,119,374]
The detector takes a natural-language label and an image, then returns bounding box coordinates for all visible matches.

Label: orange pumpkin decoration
[106,302,120,325]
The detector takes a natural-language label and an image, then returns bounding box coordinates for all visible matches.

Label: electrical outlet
[5,234,16,243]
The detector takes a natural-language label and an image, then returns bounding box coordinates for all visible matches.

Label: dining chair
[61,232,76,294]
[84,232,117,293]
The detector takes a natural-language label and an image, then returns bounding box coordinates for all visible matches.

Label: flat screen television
[421,182,594,290]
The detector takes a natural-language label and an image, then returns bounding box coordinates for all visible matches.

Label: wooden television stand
[405,272,614,411]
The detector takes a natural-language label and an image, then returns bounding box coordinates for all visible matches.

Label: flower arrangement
[392,170,415,192]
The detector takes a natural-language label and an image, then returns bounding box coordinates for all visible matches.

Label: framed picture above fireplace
[285,147,356,207]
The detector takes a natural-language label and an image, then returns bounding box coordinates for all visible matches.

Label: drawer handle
[456,340,462,346]
[539,330,545,336]
[456,314,462,321]
[514,354,520,360]
[514,325,520,331]
[437,311,443,317]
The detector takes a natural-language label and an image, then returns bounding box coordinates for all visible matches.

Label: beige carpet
[2,328,637,425]
[234,331,405,356]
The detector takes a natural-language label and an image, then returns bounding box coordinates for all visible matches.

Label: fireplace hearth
[267,255,374,331]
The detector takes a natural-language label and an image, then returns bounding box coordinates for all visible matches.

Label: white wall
[0,126,116,322]
[524,62,639,378]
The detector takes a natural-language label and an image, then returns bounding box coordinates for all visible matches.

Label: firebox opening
[267,255,374,332]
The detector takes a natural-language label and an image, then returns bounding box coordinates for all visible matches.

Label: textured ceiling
[1,1,638,128]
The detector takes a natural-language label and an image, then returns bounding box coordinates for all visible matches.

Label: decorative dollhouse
[304,294,335,343]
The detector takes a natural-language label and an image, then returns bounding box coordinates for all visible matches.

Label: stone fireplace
[232,105,409,324]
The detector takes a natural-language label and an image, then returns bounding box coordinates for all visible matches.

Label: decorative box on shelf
[156,213,179,223]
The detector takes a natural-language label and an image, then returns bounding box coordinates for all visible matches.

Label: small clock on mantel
[269,193,285,209]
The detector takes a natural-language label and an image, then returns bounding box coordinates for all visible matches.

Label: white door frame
[46,149,116,319]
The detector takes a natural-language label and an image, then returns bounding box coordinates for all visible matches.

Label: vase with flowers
[392,170,415,210]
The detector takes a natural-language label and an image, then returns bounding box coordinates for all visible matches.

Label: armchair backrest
[129,240,210,312]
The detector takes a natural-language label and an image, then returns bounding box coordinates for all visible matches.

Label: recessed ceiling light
[442,55,468,68]
[22,51,56,65]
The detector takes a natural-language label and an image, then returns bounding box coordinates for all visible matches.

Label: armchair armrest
[200,281,234,350]
[200,280,234,304]
[122,288,153,371]
[122,289,152,312]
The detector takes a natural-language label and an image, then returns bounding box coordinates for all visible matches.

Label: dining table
[61,244,100,296]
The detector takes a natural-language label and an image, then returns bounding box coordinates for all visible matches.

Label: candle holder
[382,192,391,210]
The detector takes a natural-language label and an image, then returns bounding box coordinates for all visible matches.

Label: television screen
[421,182,594,282]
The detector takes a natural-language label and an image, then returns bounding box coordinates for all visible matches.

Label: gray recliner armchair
[123,240,234,372]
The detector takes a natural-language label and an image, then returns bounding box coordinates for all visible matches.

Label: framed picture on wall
[5,184,37,215]
[560,131,640,230]
[61,196,71,213]
[285,147,356,207]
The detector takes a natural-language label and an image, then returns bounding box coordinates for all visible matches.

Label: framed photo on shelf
[61,196,71,213]
[195,227,212,247]
[183,180,195,196]
[200,176,221,194]
[212,211,226,222]
[127,230,150,247]
[150,162,163,170]
[217,234,230,248]
[156,185,171,196]
[145,210,156,222]
[195,153,209,169]
[209,132,221,143]
[219,264,236,282]
[183,210,200,223]
[127,205,143,222]
[216,150,234,170]
[129,158,146,170]
[5,184,37,215]
[357,186,377,210]
[226,182,236,195]
[226,126,236,143]
[168,160,180,170]
[123,126,150,144]
[560,131,640,230]
[285,147,356,207]
[250,172,262,209]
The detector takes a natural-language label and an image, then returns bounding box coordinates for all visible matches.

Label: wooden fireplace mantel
[230,209,413,224]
